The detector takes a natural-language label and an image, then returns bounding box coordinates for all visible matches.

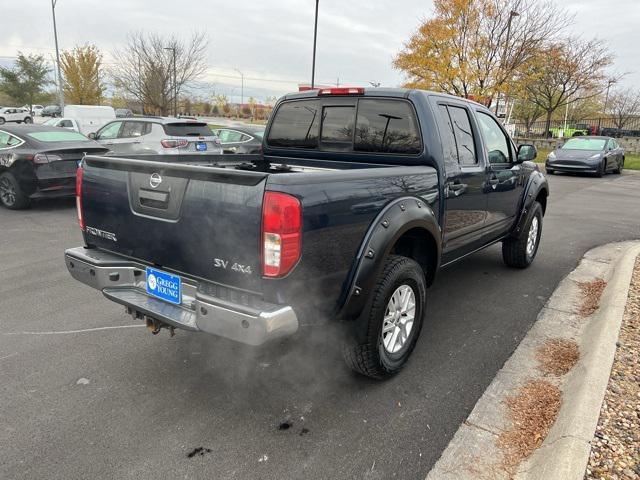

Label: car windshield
[27,131,89,142]
[561,138,606,150]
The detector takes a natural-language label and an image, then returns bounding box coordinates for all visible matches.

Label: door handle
[488,174,499,189]
[446,180,467,196]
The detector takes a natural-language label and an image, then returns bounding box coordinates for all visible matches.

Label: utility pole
[164,47,177,116]
[234,69,244,116]
[311,0,319,88]
[598,79,616,133]
[495,10,519,116]
[51,0,64,110]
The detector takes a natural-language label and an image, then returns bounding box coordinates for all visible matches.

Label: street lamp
[597,79,616,133]
[234,68,244,116]
[163,47,177,116]
[51,0,64,110]
[311,0,319,88]
[495,10,520,115]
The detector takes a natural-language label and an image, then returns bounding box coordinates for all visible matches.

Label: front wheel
[502,201,543,269]
[0,118,5,125]
[23,117,33,124]
[343,255,426,379]
[596,160,605,178]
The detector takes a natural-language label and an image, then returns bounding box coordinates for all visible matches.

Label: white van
[62,105,116,135]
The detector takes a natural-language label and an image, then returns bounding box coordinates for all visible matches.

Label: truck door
[436,102,488,264]
[475,110,524,241]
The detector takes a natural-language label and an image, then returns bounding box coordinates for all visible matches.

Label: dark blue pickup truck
[65,88,548,379]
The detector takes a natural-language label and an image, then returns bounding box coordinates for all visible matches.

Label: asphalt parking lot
[2,172,640,480]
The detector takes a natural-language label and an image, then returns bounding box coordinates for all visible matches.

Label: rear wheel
[0,118,5,125]
[23,117,33,124]
[614,158,623,174]
[343,255,426,379]
[502,201,543,269]
[0,172,31,210]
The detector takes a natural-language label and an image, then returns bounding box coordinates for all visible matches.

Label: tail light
[33,153,63,164]
[262,192,302,277]
[76,166,85,231]
[161,139,189,148]
[317,87,364,96]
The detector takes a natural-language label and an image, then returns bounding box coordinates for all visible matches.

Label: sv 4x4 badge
[214,258,252,275]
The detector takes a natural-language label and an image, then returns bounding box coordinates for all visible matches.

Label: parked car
[548,123,591,138]
[0,125,108,209]
[211,125,265,154]
[0,107,33,125]
[65,87,548,379]
[63,105,116,135]
[545,136,624,176]
[22,105,44,116]
[41,105,62,117]
[90,117,222,155]
[43,117,80,132]
[115,108,133,118]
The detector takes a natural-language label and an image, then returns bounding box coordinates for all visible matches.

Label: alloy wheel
[527,216,539,257]
[382,284,416,354]
[0,177,16,207]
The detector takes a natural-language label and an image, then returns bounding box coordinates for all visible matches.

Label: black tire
[614,159,623,174]
[23,117,33,124]
[546,168,555,175]
[595,160,605,178]
[502,201,543,269]
[0,172,31,210]
[0,118,5,125]
[343,255,426,379]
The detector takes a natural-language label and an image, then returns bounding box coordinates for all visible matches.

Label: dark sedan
[41,105,62,117]
[211,125,264,154]
[545,136,624,177]
[0,125,108,209]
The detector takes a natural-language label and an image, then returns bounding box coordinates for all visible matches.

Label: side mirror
[88,132,97,139]
[517,144,537,162]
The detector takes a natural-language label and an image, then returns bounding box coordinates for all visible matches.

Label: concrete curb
[426,241,640,480]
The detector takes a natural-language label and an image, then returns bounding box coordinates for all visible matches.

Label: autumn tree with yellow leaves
[394,0,568,105]
[60,45,105,105]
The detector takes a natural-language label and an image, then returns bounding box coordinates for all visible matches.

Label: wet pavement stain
[278,421,292,431]
[299,428,310,436]
[187,447,212,458]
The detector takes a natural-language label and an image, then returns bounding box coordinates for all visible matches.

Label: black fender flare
[337,196,441,322]
[512,170,548,237]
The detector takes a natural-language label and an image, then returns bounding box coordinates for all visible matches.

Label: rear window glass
[354,99,421,154]
[320,106,355,151]
[267,101,320,148]
[26,131,89,142]
[162,123,212,137]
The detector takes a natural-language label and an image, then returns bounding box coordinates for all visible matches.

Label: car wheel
[614,159,623,174]
[502,201,543,269]
[546,168,555,175]
[343,255,426,379]
[23,117,33,124]
[0,172,31,210]
[0,118,5,125]
[595,160,605,178]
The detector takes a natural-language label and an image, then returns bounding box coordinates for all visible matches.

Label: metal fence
[508,116,640,139]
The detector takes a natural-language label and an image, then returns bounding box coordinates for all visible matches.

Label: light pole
[311,0,319,88]
[495,10,519,115]
[164,47,177,116]
[598,79,616,133]
[51,0,64,110]
[234,68,244,116]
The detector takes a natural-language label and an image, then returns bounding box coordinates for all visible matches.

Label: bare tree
[524,38,612,136]
[608,88,640,130]
[110,32,208,115]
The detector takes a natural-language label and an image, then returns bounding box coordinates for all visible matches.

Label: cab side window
[477,112,511,164]
[447,106,477,166]
[120,121,150,138]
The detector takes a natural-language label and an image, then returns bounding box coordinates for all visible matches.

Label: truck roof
[279,87,488,110]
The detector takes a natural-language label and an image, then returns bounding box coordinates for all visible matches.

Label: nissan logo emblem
[149,173,162,189]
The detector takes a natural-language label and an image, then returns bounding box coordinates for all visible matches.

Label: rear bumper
[64,247,298,345]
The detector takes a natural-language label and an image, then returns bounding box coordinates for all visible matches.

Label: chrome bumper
[64,247,298,345]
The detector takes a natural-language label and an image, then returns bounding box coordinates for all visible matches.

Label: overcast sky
[2,0,639,103]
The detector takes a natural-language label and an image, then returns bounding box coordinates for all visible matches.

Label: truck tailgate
[80,155,268,292]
